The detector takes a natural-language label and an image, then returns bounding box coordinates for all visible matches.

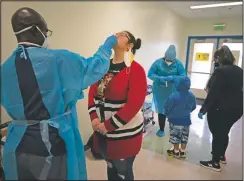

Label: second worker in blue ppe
[148,45,186,137]
[1,7,117,180]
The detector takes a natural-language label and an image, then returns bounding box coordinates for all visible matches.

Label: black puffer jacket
[201,65,243,114]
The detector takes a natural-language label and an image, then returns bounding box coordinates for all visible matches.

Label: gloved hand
[103,35,118,49]
[198,112,203,119]
[159,77,166,83]
[164,76,174,82]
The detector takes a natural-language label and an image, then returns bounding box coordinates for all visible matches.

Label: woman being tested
[88,31,147,180]
[148,45,186,137]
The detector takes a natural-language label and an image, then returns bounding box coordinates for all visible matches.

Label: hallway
[86,146,242,180]
[86,104,242,180]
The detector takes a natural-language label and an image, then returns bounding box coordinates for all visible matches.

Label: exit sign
[214,24,226,31]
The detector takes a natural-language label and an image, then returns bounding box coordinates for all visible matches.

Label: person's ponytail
[132,38,141,55]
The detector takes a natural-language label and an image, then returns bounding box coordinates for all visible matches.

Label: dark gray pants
[16,152,67,180]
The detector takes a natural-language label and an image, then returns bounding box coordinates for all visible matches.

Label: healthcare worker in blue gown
[0,7,117,180]
[148,45,186,137]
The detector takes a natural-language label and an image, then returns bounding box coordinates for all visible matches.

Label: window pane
[223,43,243,68]
[191,43,214,74]
[191,73,210,90]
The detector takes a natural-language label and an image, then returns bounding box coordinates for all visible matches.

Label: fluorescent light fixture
[190,2,243,9]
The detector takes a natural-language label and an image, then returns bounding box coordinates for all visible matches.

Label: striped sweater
[88,60,147,159]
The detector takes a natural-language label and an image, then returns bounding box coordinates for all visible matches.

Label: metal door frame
[185,35,243,73]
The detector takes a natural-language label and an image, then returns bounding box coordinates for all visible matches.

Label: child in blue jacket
[164,76,196,158]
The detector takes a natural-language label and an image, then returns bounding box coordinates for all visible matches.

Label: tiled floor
[86,147,242,180]
[86,105,242,180]
[143,106,242,162]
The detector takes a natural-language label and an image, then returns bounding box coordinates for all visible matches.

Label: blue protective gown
[1,44,112,180]
[148,58,186,114]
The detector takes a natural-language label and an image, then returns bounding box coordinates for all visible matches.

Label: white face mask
[124,50,134,67]
[165,60,174,66]
[14,26,49,48]
[36,26,49,48]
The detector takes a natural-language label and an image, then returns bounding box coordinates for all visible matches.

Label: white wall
[185,17,242,36]
[181,17,242,65]
[1,1,186,143]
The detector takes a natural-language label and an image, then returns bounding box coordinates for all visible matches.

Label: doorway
[185,35,243,99]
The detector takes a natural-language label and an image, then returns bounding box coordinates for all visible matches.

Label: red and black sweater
[88,60,147,159]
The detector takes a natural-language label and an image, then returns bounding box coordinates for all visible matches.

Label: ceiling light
[190,2,243,9]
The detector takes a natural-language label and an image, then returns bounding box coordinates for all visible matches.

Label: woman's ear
[126,43,133,52]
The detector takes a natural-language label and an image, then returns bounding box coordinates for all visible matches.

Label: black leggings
[96,132,136,180]
[158,114,166,131]
[207,108,242,162]
[106,156,136,180]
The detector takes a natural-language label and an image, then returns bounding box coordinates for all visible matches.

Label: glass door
[218,38,243,68]
[187,38,218,99]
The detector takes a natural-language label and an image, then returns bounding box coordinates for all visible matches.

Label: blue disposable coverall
[1,43,112,180]
[148,45,186,114]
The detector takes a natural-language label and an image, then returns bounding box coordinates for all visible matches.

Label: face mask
[36,26,49,48]
[124,50,134,67]
[165,60,173,66]
[214,62,220,67]
[14,26,49,48]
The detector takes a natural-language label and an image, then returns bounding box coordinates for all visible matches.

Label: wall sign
[195,52,210,61]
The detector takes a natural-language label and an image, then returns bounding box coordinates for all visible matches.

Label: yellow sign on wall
[195,52,210,61]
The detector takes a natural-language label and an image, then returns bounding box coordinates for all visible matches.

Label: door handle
[187,71,211,75]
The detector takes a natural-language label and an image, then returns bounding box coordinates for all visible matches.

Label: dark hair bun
[134,38,141,50]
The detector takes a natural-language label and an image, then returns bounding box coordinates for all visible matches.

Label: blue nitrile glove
[103,35,118,49]
[164,76,174,82]
[159,77,167,83]
[198,112,203,119]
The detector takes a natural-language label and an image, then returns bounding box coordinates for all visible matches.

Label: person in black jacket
[198,45,243,172]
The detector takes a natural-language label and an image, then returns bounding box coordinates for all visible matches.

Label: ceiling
[163,1,243,19]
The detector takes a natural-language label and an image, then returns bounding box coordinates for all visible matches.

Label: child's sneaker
[200,160,221,172]
[167,149,174,156]
[220,156,227,164]
[180,150,186,158]
[156,130,165,137]
[167,149,180,159]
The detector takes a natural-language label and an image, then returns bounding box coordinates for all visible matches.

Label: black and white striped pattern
[89,98,143,140]
[110,115,127,129]
[106,122,143,140]
[88,105,96,115]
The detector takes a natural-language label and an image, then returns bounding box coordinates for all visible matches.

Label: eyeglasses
[118,32,130,40]
[46,29,53,37]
